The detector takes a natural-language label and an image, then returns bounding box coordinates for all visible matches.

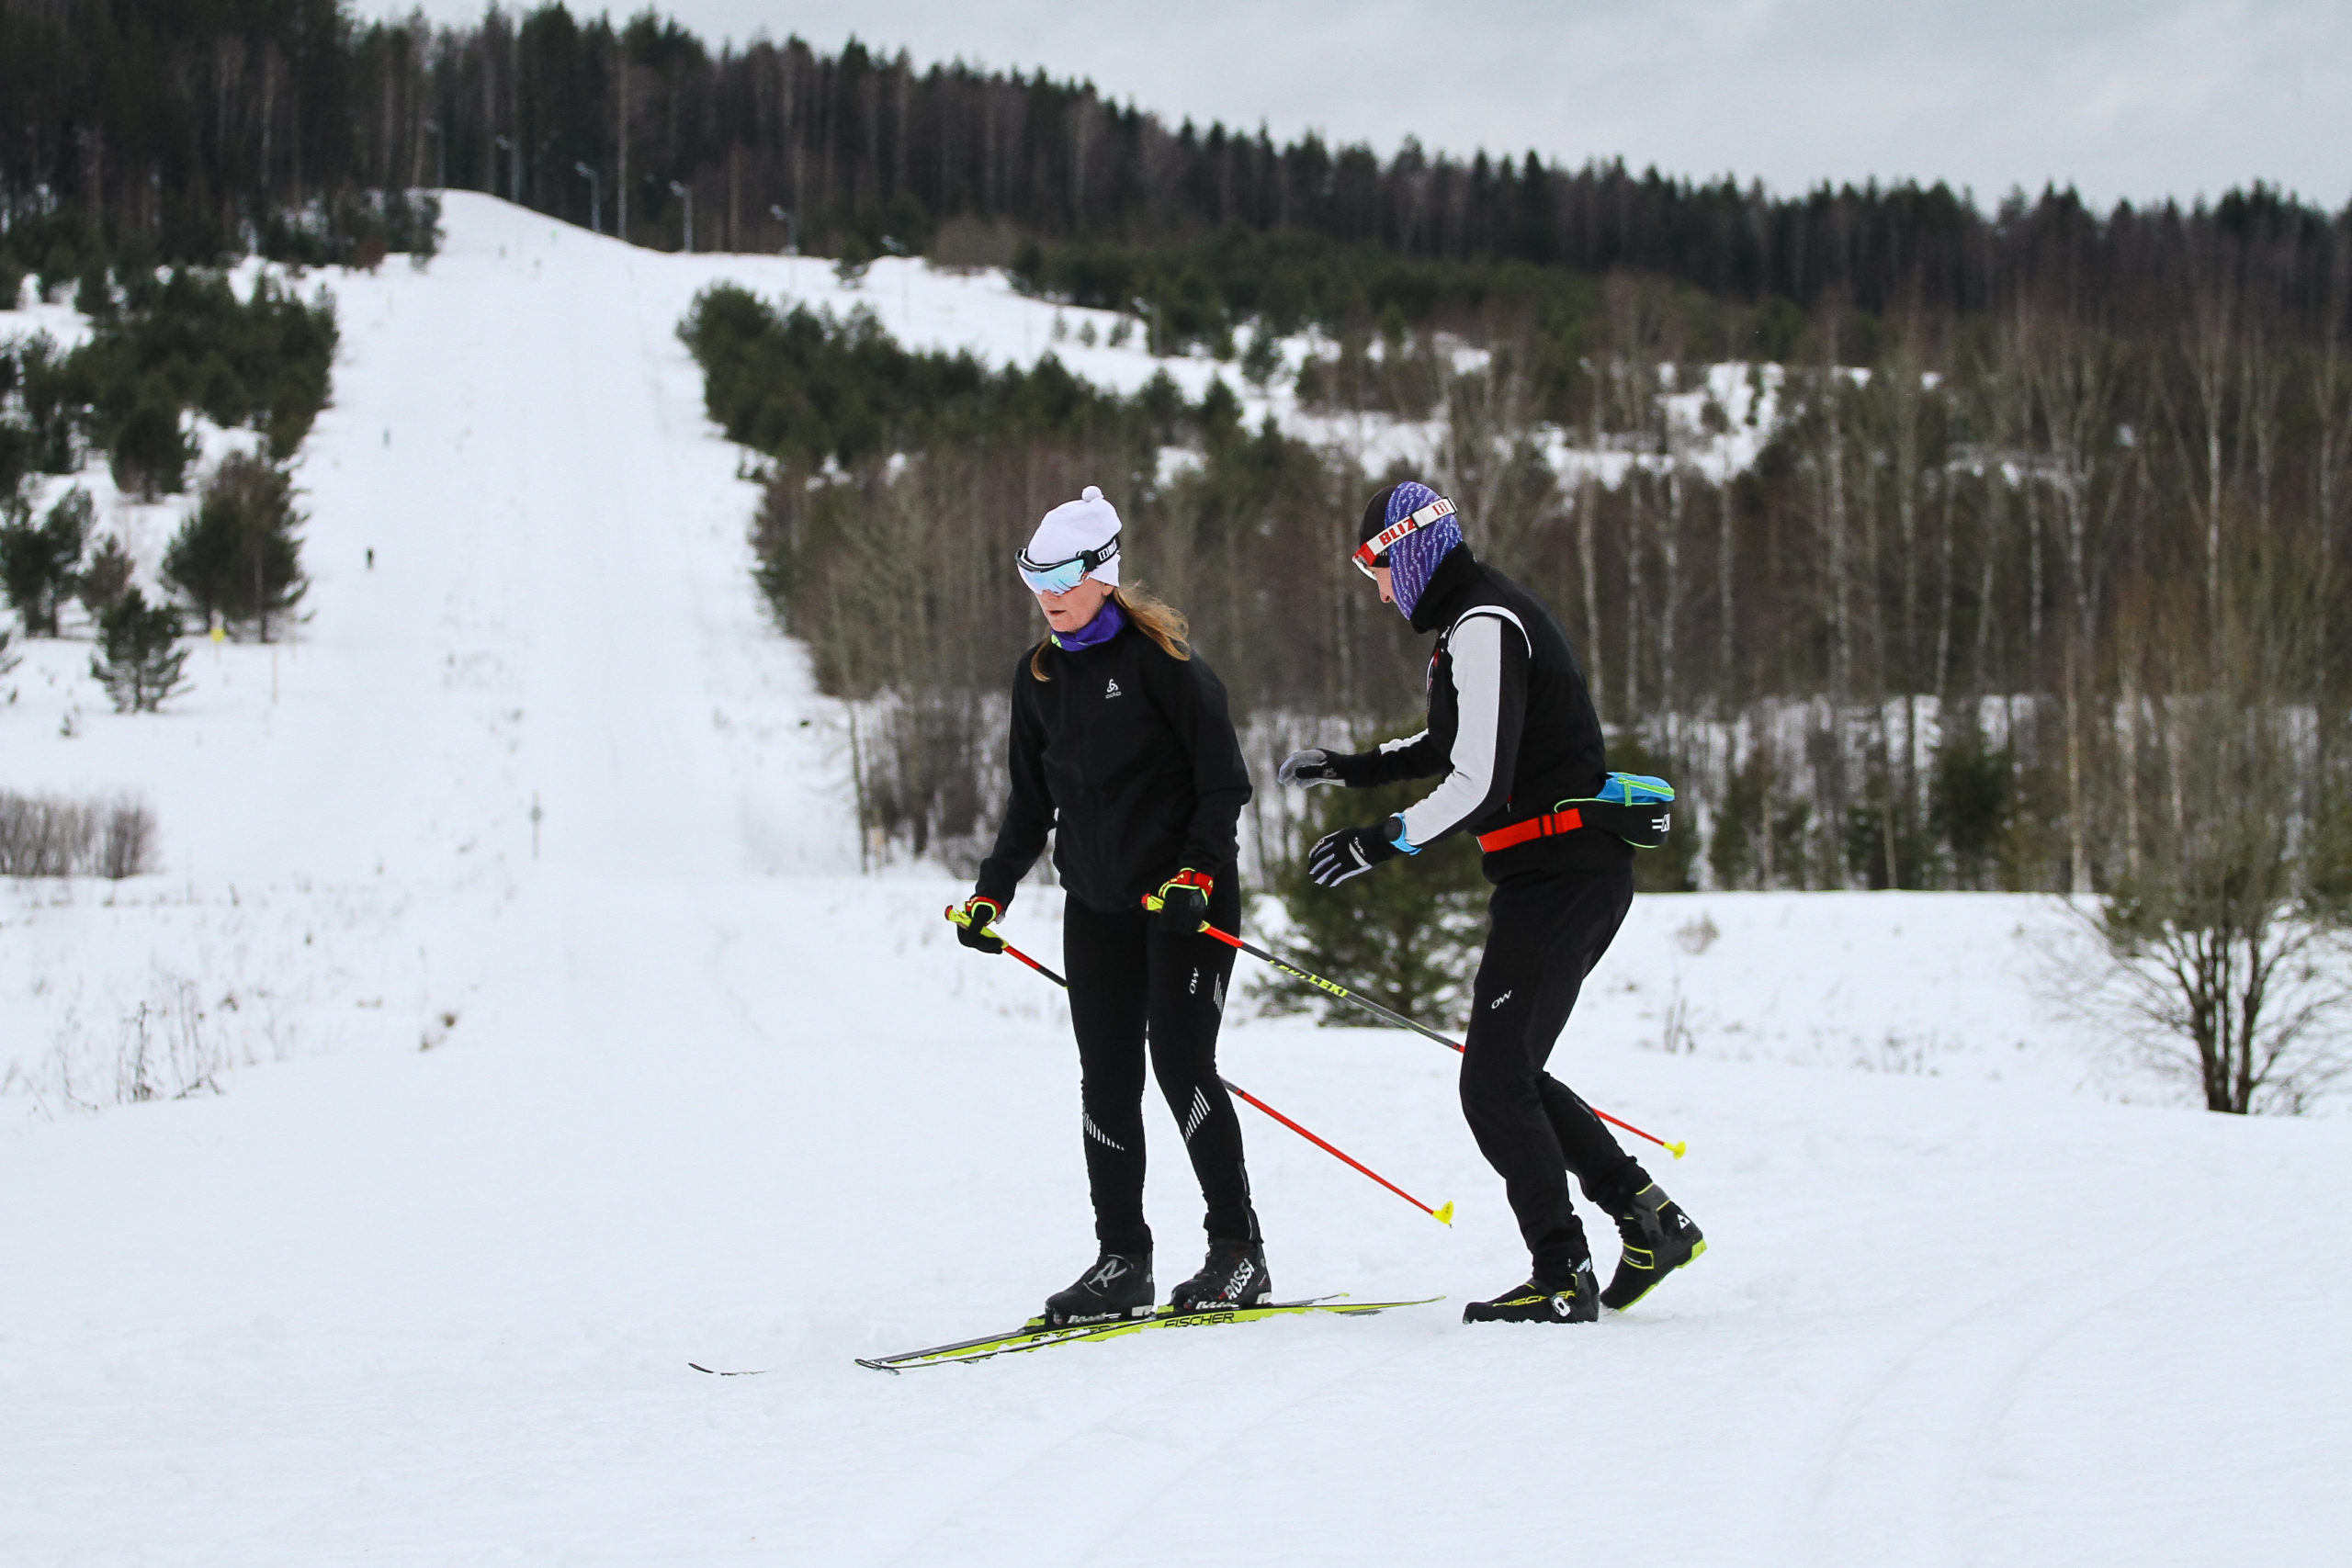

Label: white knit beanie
[1024,485,1122,588]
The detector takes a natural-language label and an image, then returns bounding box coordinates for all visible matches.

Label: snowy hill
[3,194,2347,1565]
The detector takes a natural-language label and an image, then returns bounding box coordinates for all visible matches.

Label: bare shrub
[115,981,220,1101]
[96,797,157,879]
[2084,552,2352,1113]
[0,791,159,878]
[0,793,87,875]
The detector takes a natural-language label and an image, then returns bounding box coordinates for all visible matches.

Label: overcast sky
[355,0,2351,209]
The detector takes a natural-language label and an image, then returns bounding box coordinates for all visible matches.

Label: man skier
[1278,481,1704,1325]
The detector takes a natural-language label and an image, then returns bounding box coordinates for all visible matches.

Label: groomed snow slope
[4,194,2347,1565]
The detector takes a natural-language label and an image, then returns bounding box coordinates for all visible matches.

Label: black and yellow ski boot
[1600,1182,1705,1311]
[1044,1251,1155,1326]
[1463,1259,1600,1324]
[1168,1240,1272,1313]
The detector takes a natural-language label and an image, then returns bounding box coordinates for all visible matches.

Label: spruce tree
[90,588,188,713]
[162,454,308,640]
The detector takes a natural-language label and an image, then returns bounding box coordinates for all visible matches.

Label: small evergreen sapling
[833,235,875,287]
[163,453,308,640]
[90,587,189,713]
[77,535,135,620]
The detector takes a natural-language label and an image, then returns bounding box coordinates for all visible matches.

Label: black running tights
[1459,866,1646,1284]
[1062,876,1260,1258]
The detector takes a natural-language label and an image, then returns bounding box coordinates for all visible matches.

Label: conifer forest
[9,1,2350,897]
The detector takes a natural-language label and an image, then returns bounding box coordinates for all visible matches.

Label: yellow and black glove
[948,895,1006,953]
[1150,869,1214,937]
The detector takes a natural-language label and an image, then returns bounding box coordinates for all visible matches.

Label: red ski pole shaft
[1218,1074,1453,1225]
[998,940,1069,987]
[1184,917,1689,1160]
[1587,1107,1679,1154]
[954,908,1454,1224]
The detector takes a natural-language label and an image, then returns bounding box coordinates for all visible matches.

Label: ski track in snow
[4,194,2349,1565]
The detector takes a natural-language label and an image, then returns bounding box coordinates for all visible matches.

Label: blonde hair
[1029,581,1191,681]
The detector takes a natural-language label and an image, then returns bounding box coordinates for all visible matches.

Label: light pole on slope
[768,204,797,256]
[670,180,694,254]
[881,234,909,327]
[494,135,521,205]
[574,163,601,234]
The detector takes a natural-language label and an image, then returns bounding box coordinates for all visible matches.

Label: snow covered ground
[4,195,2347,1565]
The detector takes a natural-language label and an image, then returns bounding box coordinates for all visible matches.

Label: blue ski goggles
[1016,536,1119,594]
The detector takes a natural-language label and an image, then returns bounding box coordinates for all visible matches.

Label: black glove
[1277,748,1345,787]
[950,895,1006,953]
[1151,869,1214,936]
[1308,820,1406,886]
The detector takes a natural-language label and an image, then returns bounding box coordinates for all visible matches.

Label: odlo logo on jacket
[1103,678,1123,698]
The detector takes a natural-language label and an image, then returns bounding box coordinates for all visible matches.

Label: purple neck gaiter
[1052,596,1125,652]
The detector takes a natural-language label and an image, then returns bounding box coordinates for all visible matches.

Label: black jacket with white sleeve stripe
[1329,545,1631,880]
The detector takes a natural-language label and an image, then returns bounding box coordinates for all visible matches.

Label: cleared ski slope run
[3,194,2347,1566]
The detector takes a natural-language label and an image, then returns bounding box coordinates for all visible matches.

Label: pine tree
[1266,777,1488,1029]
[162,454,308,640]
[77,534,135,620]
[0,485,91,635]
[89,588,189,714]
[108,388,198,500]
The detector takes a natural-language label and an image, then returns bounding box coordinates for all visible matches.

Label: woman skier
[1279,481,1704,1325]
[950,485,1269,1326]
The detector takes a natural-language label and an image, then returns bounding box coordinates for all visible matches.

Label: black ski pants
[1062,875,1261,1259]
[1459,865,1645,1285]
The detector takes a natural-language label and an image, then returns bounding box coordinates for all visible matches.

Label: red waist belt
[1476,807,1583,853]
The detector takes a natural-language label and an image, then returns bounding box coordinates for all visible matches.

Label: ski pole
[947,906,1454,1224]
[1216,1076,1453,1226]
[1142,898,1688,1161]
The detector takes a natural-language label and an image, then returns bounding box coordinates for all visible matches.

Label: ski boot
[1044,1251,1155,1326]
[1168,1240,1272,1313]
[1600,1181,1706,1311]
[1462,1258,1600,1324]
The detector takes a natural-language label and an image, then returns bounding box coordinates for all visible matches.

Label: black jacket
[1333,545,1630,881]
[976,622,1254,915]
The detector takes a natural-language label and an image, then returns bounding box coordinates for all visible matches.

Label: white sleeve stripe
[1376,730,1430,755]
[1453,605,1527,645]
[1398,615,1508,846]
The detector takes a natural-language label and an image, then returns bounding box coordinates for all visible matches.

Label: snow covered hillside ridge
[5,195,865,1111]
